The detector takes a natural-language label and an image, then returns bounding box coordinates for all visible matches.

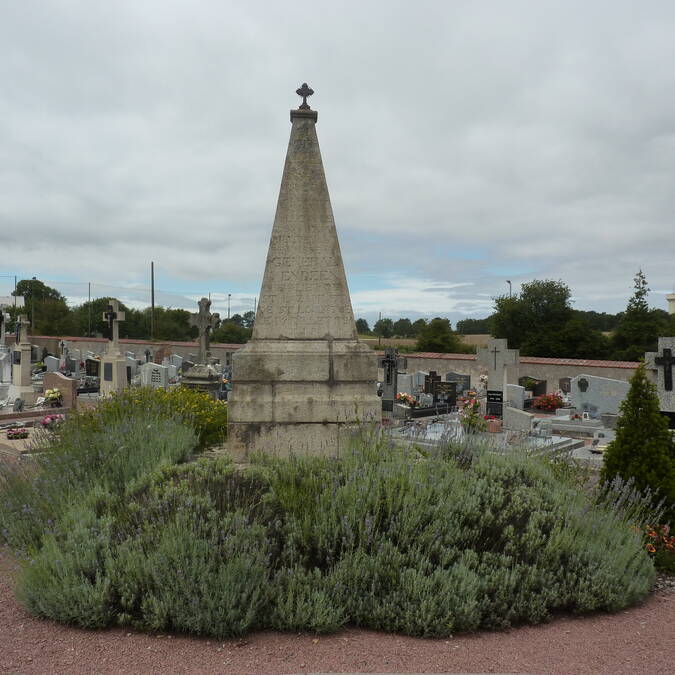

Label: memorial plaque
[486,389,504,418]
[13,351,20,365]
[85,359,100,377]
[103,362,113,382]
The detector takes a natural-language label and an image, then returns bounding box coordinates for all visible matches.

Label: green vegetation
[415,317,473,353]
[1,412,660,639]
[601,363,675,527]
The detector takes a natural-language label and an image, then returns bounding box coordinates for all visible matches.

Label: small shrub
[92,388,227,449]
[601,363,675,526]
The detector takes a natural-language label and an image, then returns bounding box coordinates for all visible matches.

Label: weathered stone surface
[229,94,379,459]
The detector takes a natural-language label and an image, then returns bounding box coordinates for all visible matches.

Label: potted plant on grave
[41,413,65,430]
[6,427,29,440]
[396,392,417,408]
[44,388,63,408]
[532,392,564,412]
[459,396,486,434]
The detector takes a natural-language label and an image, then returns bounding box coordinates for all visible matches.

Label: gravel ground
[1,551,673,675]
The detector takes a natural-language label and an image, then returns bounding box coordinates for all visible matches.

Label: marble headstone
[140,362,169,389]
[570,374,630,419]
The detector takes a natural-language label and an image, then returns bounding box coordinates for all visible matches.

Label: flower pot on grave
[487,419,503,433]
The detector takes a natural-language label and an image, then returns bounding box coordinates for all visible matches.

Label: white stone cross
[102,300,125,354]
[645,336,675,413]
[15,314,30,345]
[477,337,519,393]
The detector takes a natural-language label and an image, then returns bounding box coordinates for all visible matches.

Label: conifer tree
[601,363,675,525]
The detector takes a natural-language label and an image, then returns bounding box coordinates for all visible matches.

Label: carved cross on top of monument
[190,297,220,364]
[15,314,30,345]
[296,82,314,109]
[102,300,125,353]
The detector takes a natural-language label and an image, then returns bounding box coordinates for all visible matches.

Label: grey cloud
[2,1,675,320]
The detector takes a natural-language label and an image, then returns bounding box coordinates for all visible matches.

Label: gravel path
[1,550,673,675]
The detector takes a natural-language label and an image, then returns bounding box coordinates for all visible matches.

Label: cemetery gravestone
[570,374,629,419]
[0,348,10,383]
[140,362,169,390]
[190,298,220,365]
[645,336,675,428]
[378,348,406,419]
[506,383,525,410]
[44,355,60,373]
[412,371,429,393]
[99,300,128,397]
[445,371,471,394]
[477,338,518,419]
[397,373,413,396]
[10,315,34,400]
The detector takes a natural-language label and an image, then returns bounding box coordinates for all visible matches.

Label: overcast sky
[2,1,674,326]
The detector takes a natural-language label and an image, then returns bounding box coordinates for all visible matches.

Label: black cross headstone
[424,371,442,395]
[378,348,407,417]
[655,348,675,392]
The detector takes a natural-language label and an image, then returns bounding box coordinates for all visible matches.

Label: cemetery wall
[8,335,242,366]
[401,353,639,391]
[13,336,640,391]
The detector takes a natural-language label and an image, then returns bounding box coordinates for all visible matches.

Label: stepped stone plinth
[228,85,379,459]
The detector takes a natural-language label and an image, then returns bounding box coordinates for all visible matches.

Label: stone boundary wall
[12,336,641,393]
[7,335,243,367]
[399,353,639,393]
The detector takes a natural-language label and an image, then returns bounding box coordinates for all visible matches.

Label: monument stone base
[229,339,379,461]
[99,356,128,397]
[181,363,221,399]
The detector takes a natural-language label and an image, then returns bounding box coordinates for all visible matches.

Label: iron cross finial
[296,82,314,109]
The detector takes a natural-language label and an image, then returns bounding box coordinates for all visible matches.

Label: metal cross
[655,347,675,392]
[491,345,500,370]
[296,82,314,109]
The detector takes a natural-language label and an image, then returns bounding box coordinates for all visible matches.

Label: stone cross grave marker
[645,336,675,428]
[16,314,30,345]
[477,338,518,418]
[102,300,125,355]
[0,310,7,346]
[378,348,407,418]
[190,297,220,365]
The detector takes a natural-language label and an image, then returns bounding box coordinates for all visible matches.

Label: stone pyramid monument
[228,84,379,459]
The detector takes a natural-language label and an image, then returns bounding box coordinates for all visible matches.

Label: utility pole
[506,280,512,297]
[31,276,36,333]
[87,282,91,336]
[150,261,155,341]
[228,293,231,319]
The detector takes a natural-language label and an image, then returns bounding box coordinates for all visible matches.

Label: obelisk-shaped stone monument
[229,84,379,459]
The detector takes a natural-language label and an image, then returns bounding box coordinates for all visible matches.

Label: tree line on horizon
[4,271,673,359]
[357,270,674,360]
[3,279,255,345]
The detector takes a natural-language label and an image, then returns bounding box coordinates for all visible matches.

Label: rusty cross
[296,82,314,109]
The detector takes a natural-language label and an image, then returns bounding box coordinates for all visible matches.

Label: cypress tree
[601,363,675,525]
